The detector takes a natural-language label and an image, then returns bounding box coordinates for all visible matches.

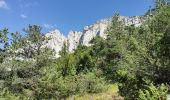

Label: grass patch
[67,83,123,100]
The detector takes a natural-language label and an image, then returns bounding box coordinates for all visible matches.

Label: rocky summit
[45,16,143,57]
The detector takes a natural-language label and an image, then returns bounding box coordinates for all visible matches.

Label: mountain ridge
[45,16,143,57]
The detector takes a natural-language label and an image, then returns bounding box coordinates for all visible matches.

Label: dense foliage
[0,0,170,99]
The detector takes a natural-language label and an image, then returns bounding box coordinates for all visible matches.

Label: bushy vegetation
[0,0,170,99]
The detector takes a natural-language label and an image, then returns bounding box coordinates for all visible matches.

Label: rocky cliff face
[44,30,66,57]
[67,31,82,52]
[45,16,143,57]
[79,18,111,46]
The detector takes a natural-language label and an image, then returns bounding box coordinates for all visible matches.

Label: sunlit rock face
[45,29,66,57]
[67,31,82,52]
[44,30,82,57]
[45,16,143,57]
[120,16,143,27]
[79,18,111,46]
[79,16,143,46]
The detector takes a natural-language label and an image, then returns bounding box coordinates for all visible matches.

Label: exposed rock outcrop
[67,31,82,52]
[45,16,144,57]
[44,29,66,57]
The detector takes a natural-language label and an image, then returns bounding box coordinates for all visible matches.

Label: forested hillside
[0,0,170,100]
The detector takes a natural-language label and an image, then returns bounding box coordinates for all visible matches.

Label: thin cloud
[43,24,57,29]
[25,2,38,8]
[20,14,27,19]
[19,1,38,9]
[0,0,9,10]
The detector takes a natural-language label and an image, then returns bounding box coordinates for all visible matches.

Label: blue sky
[0,0,154,35]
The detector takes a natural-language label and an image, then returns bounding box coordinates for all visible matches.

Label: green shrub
[35,72,107,99]
[77,72,108,94]
[138,83,168,100]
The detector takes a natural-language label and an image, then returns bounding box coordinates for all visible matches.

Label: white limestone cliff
[79,18,111,46]
[45,16,143,57]
[67,31,82,52]
[44,29,66,57]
